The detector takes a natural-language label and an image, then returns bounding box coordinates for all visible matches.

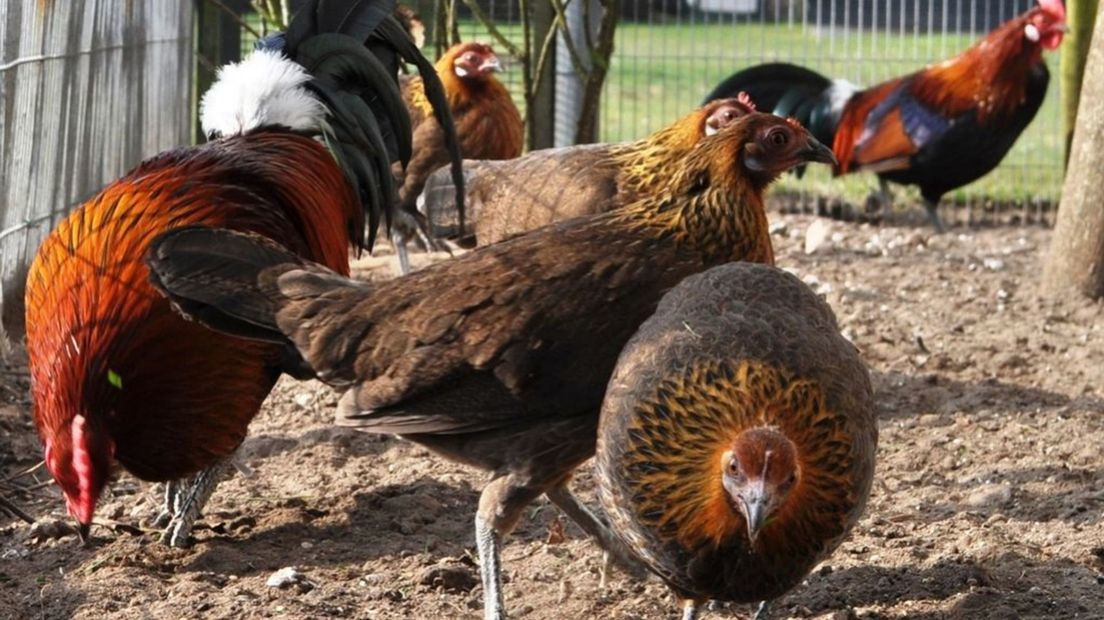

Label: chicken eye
[726,459,741,477]
[768,129,789,147]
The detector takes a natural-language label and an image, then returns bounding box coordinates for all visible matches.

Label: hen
[596,263,877,620]
[419,95,756,245]
[24,0,458,546]
[706,0,1066,231]
[392,41,523,270]
[147,113,836,619]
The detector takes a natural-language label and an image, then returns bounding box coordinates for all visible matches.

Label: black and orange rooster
[596,263,877,620]
[418,94,757,246]
[25,0,459,547]
[147,113,837,619]
[391,41,524,271]
[706,0,1066,231]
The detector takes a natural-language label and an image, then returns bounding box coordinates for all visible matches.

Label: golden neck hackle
[619,359,857,556]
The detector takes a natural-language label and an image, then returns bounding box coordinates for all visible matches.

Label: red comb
[1037,0,1066,21]
[737,91,757,112]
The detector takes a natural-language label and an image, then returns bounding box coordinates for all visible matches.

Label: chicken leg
[544,485,646,580]
[923,198,946,233]
[157,455,236,547]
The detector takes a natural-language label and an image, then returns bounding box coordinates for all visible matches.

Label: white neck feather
[200,49,326,139]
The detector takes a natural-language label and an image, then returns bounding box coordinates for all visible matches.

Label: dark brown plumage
[595,263,877,619]
[417,95,757,246]
[145,112,836,619]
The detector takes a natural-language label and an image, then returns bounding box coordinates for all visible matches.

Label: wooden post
[1043,3,1104,299]
[529,0,557,150]
[1061,0,1099,166]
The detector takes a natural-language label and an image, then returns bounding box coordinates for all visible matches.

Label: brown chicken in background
[24,0,459,547]
[418,94,757,245]
[596,263,877,620]
[147,112,836,619]
[391,41,524,272]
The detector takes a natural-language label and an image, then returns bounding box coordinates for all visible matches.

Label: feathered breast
[25,132,359,480]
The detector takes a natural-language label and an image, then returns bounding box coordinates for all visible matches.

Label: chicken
[705,0,1066,231]
[391,41,524,271]
[146,113,836,619]
[595,263,877,620]
[24,0,459,547]
[418,94,756,246]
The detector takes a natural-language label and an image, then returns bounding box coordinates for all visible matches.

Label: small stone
[964,484,1012,509]
[293,392,313,408]
[416,564,478,593]
[982,257,1005,271]
[769,221,788,236]
[267,566,307,589]
[804,219,833,254]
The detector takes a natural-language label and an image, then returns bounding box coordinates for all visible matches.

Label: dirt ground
[2,211,1103,620]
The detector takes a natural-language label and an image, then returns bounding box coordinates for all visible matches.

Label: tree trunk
[1043,5,1104,298]
[1061,0,1098,166]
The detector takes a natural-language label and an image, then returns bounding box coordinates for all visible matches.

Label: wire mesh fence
[226,0,1062,228]
[0,1,195,326]
[605,0,1062,227]
[416,0,1062,227]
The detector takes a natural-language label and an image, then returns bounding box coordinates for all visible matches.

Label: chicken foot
[155,455,236,547]
[390,208,452,276]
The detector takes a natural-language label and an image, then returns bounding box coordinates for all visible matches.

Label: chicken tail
[146,227,312,350]
[703,62,854,154]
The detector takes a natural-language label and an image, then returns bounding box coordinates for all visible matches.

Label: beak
[480,56,502,73]
[77,521,91,546]
[801,137,838,167]
[1055,24,1071,34]
[740,484,771,544]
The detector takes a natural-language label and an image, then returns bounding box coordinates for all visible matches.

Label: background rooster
[705,0,1067,231]
[146,113,837,619]
[391,41,524,271]
[596,263,876,620]
[417,95,756,246]
[24,0,459,547]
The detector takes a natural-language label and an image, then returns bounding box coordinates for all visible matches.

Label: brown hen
[418,94,757,245]
[146,113,835,619]
[392,41,523,271]
[596,263,877,620]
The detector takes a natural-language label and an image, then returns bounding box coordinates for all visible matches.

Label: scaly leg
[151,479,182,528]
[475,513,507,620]
[544,485,647,580]
[161,456,235,547]
[752,600,771,620]
[878,178,893,209]
[924,198,946,233]
[391,227,412,276]
[474,475,547,620]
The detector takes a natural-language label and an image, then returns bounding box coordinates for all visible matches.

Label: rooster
[24,0,460,547]
[596,263,877,620]
[706,0,1067,231]
[418,94,757,246]
[147,112,836,619]
[391,41,524,271]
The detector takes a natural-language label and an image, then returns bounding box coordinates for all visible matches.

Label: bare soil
[2,213,1103,620]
